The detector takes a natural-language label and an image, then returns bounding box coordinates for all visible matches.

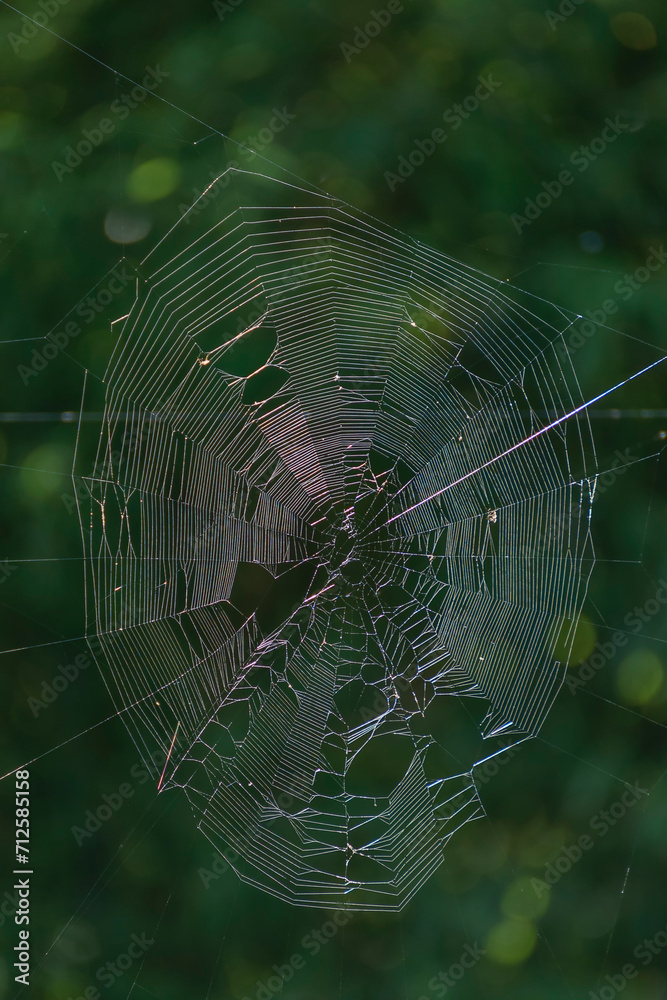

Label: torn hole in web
[199,312,276,376]
[77,169,602,911]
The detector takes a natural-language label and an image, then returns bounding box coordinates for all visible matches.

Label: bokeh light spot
[127,158,181,202]
[611,13,657,50]
[616,650,663,705]
[579,231,604,253]
[104,206,152,244]
[20,444,70,499]
[486,918,538,965]
[0,111,24,150]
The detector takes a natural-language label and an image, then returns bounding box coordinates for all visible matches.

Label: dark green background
[0,0,666,998]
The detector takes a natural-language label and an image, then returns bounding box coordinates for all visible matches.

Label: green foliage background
[0,0,666,998]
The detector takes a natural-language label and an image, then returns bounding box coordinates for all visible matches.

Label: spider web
[76,167,598,910]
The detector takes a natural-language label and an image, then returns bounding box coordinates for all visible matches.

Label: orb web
[77,169,595,910]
